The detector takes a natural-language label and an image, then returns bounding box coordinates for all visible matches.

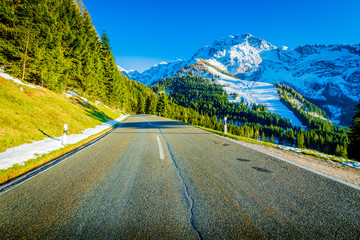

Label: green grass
[0,118,127,184]
[0,76,126,183]
[0,76,121,153]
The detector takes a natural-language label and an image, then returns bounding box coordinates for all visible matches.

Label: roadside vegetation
[348,102,360,160]
[153,74,351,159]
[277,83,337,131]
[0,76,122,153]
[0,0,155,113]
[0,0,358,186]
[0,117,125,184]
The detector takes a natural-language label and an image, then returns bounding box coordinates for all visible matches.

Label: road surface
[0,115,359,239]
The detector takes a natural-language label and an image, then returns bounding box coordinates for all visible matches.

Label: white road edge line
[220,135,360,191]
[0,116,130,196]
[170,118,360,191]
[156,135,165,160]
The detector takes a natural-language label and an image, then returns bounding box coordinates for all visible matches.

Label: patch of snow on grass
[0,71,46,90]
[0,115,129,170]
[277,145,360,169]
[64,90,88,103]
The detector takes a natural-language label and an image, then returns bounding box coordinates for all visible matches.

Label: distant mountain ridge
[120,34,360,125]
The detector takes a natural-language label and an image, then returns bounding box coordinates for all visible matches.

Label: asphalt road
[1,115,359,239]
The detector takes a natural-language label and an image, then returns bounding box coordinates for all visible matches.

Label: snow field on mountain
[202,63,304,127]
[0,115,129,170]
[122,34,360,125]
[221,80,304,127]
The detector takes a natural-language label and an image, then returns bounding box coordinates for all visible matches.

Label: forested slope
[0,0,357,160]
[153,74,350,158]
[0,0,154,112]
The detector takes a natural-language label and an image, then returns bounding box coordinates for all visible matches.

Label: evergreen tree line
[276,83,328,118]
[348,101,360,160]
[153,75,350,158]
[0,0,357,160]
[307,95,357,126]
[0,0,149,111]
[151,92,349,158]
[276,83,347,133]
[154,74,293,129]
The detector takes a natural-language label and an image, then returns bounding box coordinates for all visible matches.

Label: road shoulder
[238,140,360,187]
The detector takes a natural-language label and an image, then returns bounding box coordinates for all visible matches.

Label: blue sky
[83,0,360,72]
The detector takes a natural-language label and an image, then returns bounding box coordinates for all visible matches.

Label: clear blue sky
[83,0,360,72]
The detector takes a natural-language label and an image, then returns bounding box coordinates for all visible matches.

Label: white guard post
[224,116,227,134]
[62,124,68,145]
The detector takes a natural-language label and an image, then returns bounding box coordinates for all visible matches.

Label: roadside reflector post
[62,124,68,145]
[224,116,227,134]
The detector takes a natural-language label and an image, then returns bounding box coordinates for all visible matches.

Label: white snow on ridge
[202,63,304,127]
[201,61,238,81]
[0,115,129,170]
[221,79,304,127]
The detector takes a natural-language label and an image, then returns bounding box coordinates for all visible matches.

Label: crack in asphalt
[158,128,203,240]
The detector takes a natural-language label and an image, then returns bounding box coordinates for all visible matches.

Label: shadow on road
[115,120,209,135]
[252,167,272,173]
[118,121,184,129]
[236,158,250,162]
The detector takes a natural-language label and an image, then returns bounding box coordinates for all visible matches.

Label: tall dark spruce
[348,102,360,160]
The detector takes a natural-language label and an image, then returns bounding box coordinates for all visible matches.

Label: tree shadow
[252,167,272,173]
[38,129,61,141]
[70,97,113,123]
[84,108,112,122]
[118,121,183,129]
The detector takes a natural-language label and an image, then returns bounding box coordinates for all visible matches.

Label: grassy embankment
[0,76,125,184]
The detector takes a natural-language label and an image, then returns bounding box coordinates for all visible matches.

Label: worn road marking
[156,135,164,160]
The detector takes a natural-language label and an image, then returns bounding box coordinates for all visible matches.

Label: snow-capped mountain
[120,60,188,86]
[122,34,360,125]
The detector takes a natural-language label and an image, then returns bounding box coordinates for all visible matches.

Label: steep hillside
[124,34,360,125]
[0,73,122,153]
[0,0,155,113]
[188,59,304,126]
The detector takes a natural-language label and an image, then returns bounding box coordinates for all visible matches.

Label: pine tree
[254,130,260,139]
[261,132,265,141]
[157,92,168,117]
[270,134,275,143]
[335,145,341,157]
[348,101,360,160]
[296,133,305,148]
[285,129,295,146]
[341,145,348,158]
